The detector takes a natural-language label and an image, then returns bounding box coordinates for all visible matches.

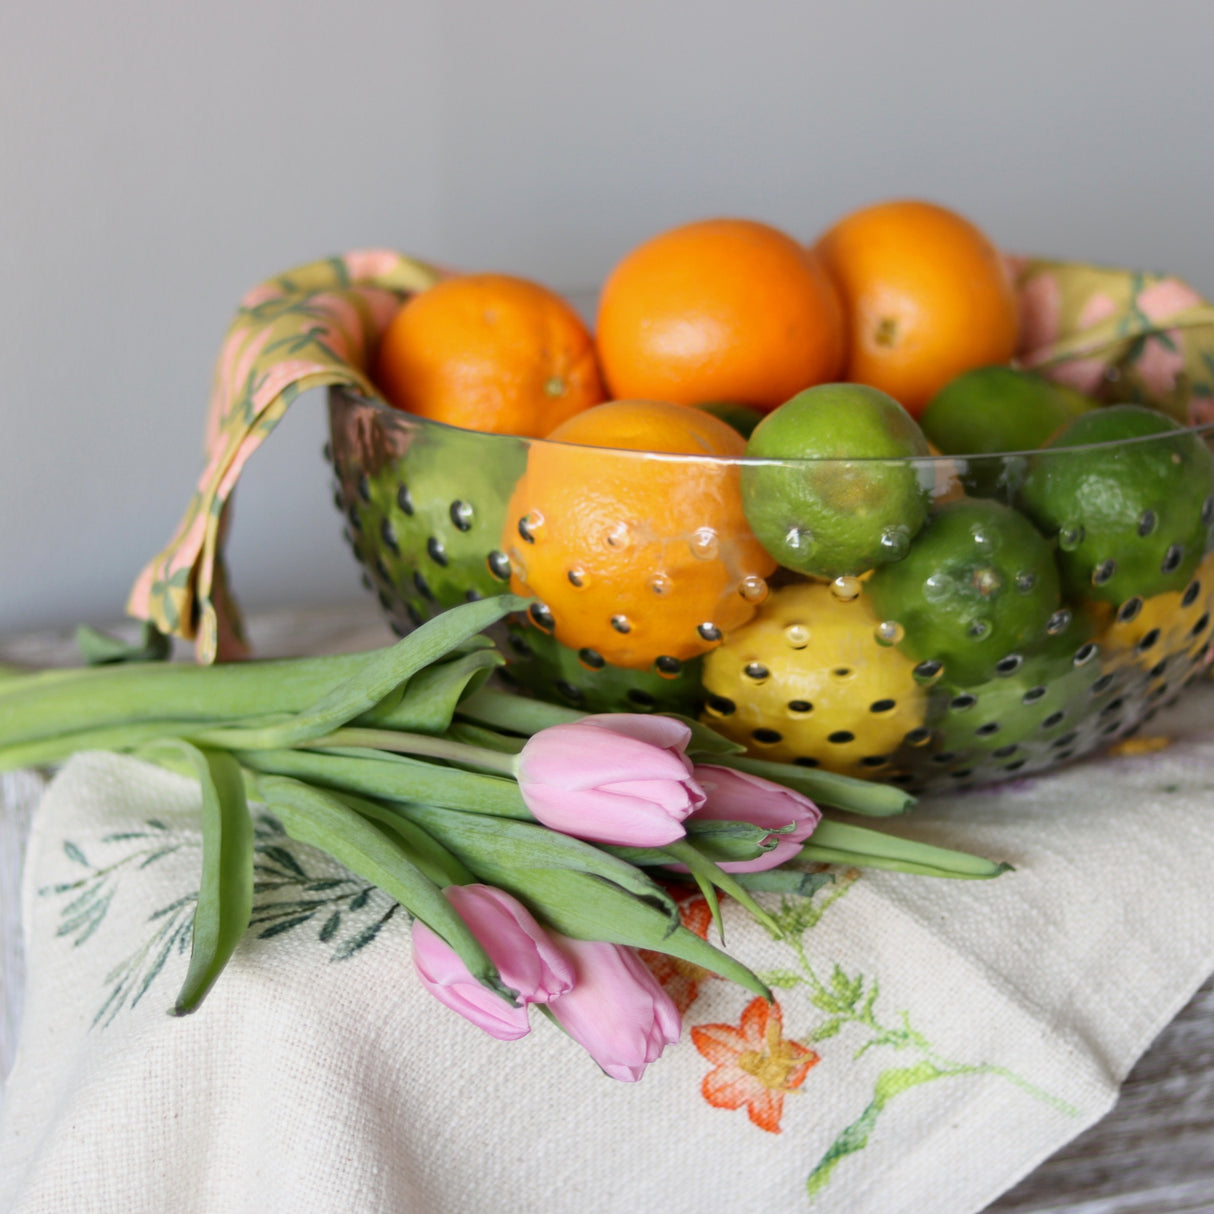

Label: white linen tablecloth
[1,679,1213,1213]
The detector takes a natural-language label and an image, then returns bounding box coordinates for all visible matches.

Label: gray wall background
[2,0,1212,636]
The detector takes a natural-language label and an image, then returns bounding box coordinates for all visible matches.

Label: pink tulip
[689,765,822,872]
[411,884,575,1041]
[548,936,682,1081]
[514,715,706,847]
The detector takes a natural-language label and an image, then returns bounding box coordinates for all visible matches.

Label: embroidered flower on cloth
[641,894,715,1014]
[691,997,819,1133]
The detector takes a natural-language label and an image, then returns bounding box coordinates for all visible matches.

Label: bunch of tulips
[0,596,1005,1081]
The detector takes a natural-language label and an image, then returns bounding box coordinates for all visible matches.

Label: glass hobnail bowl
[327,385,1214,795]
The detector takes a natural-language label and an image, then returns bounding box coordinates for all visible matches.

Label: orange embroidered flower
[691,998,819,1133]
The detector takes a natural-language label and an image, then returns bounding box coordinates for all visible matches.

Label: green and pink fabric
[126,251,1214,664]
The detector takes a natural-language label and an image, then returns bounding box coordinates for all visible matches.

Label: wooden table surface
[2,602,1213,1213]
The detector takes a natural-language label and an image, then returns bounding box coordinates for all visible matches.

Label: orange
[502,399,778,670]
[595,218,845,412]
[373,273,605,437]
[812,200,1019,418]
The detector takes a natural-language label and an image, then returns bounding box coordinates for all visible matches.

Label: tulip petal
[522,783,692,846]
[548,937,681,1082]
[410,884,576,1041]
[518,723,695,790]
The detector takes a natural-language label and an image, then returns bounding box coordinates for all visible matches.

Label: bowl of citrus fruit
[327,200,1214,794]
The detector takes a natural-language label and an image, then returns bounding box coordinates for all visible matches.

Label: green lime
[741,383,931,578]
[1017,404,1214,604]
[695,400,765,439]
[866,497,1062,686]
[920,366,1097,498]
[930,607,1112,767]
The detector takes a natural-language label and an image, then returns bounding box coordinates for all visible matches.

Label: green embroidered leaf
[63,841,88,866]
[258,914,318,939]
[331,909,394,960]
[806,1099,882,1199]
[319,911,341,942]
[257,844,307,878]
[873,1060,946,1106]
[758,969,803,990]
[138,845,181,869]
[133,917,194,1009]
[731,869,833,898]
[810,1018,845,1042]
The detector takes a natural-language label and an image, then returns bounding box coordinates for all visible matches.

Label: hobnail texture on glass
[328,386,1214,794]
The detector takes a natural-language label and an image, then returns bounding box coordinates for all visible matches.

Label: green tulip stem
[297,727,519,776]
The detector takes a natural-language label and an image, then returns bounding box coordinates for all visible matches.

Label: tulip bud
[690,765,821,872]
[548,936,682,1081]
[411,883,575,1040]
[514,714,706,847]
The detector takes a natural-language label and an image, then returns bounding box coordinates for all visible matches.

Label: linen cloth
[2,686,1213,1213]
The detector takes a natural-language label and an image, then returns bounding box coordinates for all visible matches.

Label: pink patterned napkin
[126,251,441,664]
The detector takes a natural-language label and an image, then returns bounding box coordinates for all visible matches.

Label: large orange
[595,218,845,412]
[502,400,778,670]
[373,273,605,437]
[812,200,1018,418]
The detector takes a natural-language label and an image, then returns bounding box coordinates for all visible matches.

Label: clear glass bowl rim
[330,386,1214,466]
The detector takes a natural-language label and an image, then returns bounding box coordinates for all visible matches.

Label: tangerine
[373,273,605,437]
[502,399,777,670]
[595,218,845,412]
[812,200,1019,418]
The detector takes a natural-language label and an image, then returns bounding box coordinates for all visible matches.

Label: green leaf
[251,774,514,1003]
[234,747,532,818]
[658,839,782,938]
[144,742,255,1016]
[686,818,782,861]
[396,804,770,1001]
[354,646,504,734]
[331,792,477,887]
[802,820,1010,879]
[76,621,172,666]
[444,722,528,755]
[711,754,915,816]
[456,686,585,736]
[396,804,673,903]
[608,820,779,866]
[237,595,529,748]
